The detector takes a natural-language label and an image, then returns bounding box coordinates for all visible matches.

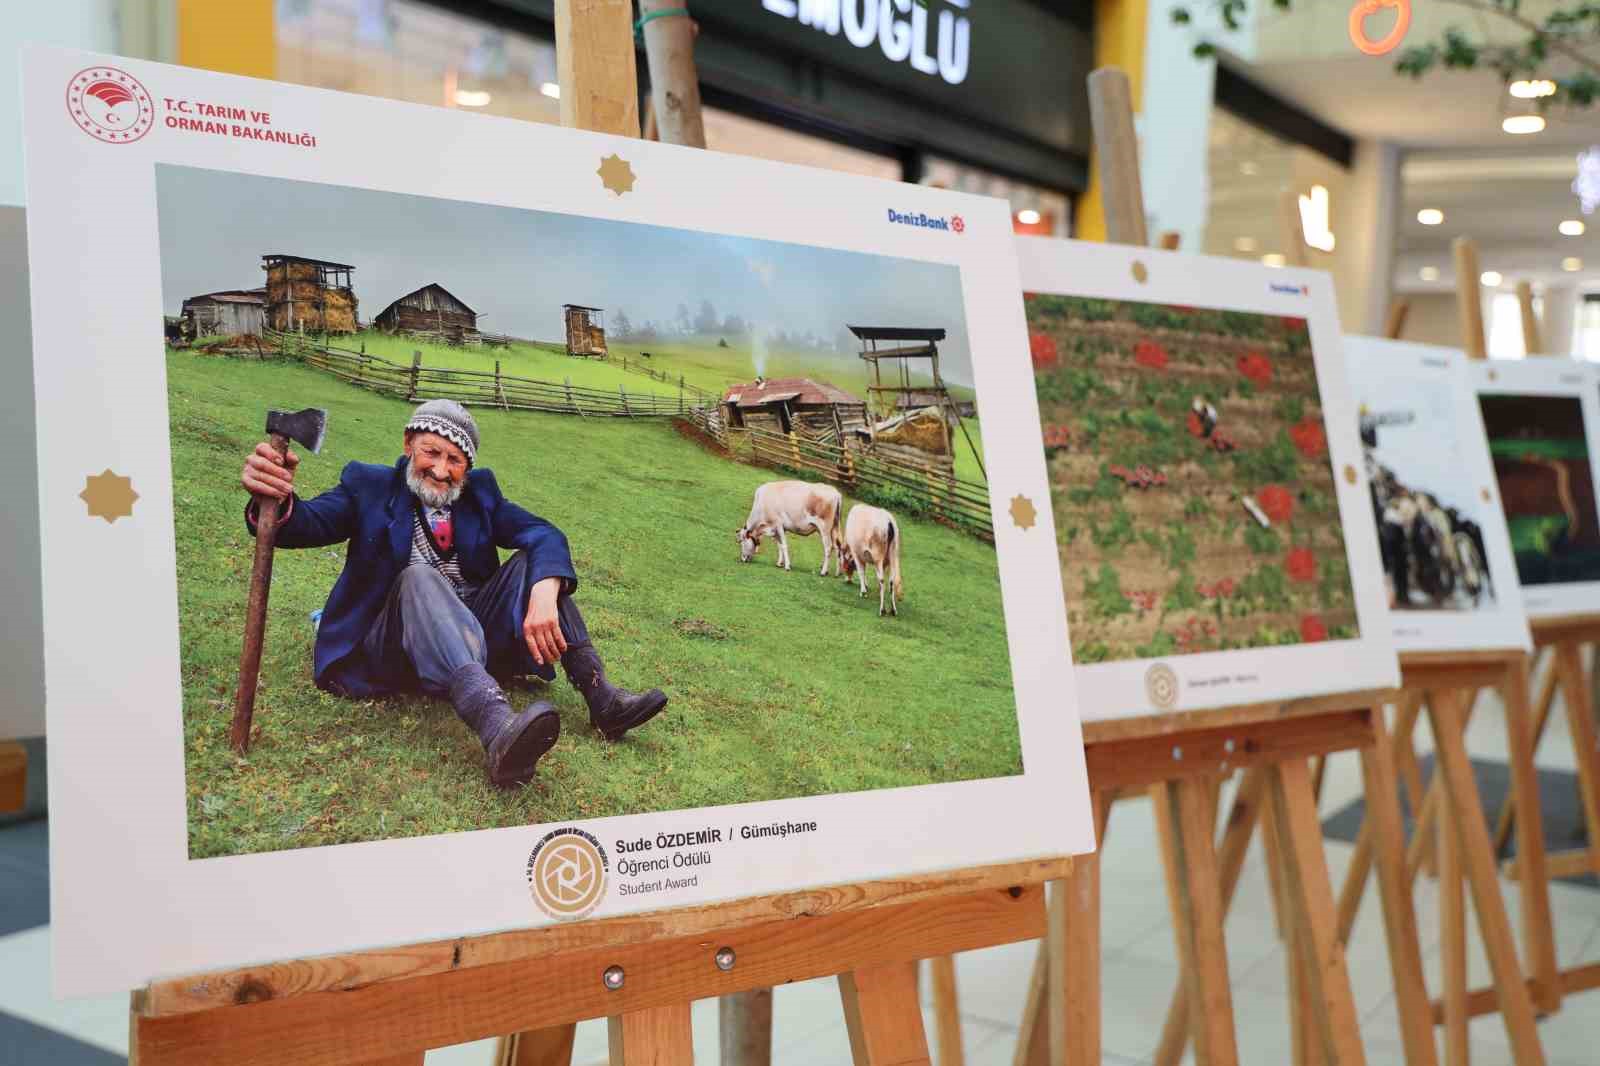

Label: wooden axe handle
[229,431,291,754]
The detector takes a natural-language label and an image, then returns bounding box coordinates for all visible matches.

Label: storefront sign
[759,0,971,85]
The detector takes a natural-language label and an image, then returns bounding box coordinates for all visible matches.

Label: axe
[230,407,327,754]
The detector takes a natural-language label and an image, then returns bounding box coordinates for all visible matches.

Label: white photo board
[1470,357,1600,620]
[1016,236,1398,719]
[1342,336,1531,653]
[23,48,1091,997]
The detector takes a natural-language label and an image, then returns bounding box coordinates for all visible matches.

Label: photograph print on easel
[1016,237,1397,718]
[1342,337,1530,653]
[1471,358,1600,618]
[23,48,1091,997]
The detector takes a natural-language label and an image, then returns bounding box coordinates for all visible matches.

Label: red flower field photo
[1024,293,1359,663]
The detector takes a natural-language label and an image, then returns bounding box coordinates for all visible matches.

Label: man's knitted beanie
[405,399,479,465]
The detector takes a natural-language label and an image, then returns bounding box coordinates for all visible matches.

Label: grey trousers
[361,551,590,696]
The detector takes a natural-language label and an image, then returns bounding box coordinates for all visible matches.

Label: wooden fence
[612,352,718,407]
[683,408,994,541]
[271,331,689,418]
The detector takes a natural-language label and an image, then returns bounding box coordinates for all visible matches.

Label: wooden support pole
[497,1026,577,1066]
[1383,300,1410,340]
[1086,68,1149,248]
[1516,280,1544,356]
[1438,772,1469,1066]
[1263,758,1366,1065]
[1357,715,1438,1066]
[840,962,932,1066]
[1453,239,1487,360]
[1502,653,1561,1013]
[1492,649,1556,854]
[1152,778,1239,1066]
[638,0,706,148]
[1425,689,1547,1065]
[1279,188,1310,268]
[609,1003,694,1066]
[1554,643,1600,876]
[928,957,964,1066]
[555,0,640,137]
[1154,769,1269,1066]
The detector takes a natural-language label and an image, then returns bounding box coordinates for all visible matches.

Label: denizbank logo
[1269,282,1310,296]
[888,208,964,233]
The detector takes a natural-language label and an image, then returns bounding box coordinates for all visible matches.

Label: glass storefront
[273,0,1073,233]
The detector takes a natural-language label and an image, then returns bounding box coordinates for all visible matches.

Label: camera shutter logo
[1145,663,1180,710]
[951,215,966,234]
[527,828,610,920]
[66,67,154,144]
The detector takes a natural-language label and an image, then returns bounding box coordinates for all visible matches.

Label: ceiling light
[1239,160,1260,176]
[1560,219,1586,236]
[1503,115,1547,135]
[453,89,491,107]
[1261,253,1286,267]
[1016,208,1041,225]
[1510,79,1557,99]
[540,81,561,99]
[1417,208,1444,226]
[1481,270,1504,287]
[1234,236,1258,252]
[1564,256,1583,271]
[1419,266,1440,281]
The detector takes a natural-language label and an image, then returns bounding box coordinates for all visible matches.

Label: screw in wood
[715,947,737,971]
[603,965,625,990]
[1172,746,1183,760]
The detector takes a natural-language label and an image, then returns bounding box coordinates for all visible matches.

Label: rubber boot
[447,662,560,787]
[560,645,667,741]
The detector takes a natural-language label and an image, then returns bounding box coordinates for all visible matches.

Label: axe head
[266,407,328,454]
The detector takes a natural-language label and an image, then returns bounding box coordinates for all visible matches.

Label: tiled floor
[3,685,1597,1064]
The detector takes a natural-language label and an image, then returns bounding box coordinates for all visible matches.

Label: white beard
[406,462,464,508]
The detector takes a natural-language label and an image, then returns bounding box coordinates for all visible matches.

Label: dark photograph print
[1478,392,1600,587]
[158,165,1019,859]
[1025,294,1359,664]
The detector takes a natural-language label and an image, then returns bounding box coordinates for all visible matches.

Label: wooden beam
[1516,280,1544,355]
[839,962,931,1066]
[1383,300,1410,340]
[1453,239,1487,360]
[638,0,706,147]
[608,1004,694,1066]
[1279,187,1310,268]
[555,0,640,137]
[0,741,24,814]
[1087,68,1149,247]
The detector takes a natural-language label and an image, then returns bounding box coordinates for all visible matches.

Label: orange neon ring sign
[1348,0,1411,56]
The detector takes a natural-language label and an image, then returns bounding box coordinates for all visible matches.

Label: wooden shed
[180,288,265,338]
[374,283,480,346]
[262,254,358,334]
[721,377,867,438]
[563,304,607,357]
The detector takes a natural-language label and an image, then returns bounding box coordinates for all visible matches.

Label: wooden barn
[180,288,265,338]
[721,377,867,437]
[563,304,607,357]
[374,283,480,346]
[262,254,358,334]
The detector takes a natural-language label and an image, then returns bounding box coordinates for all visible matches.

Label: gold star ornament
[597,153,636,196]
[80,469,138,523]
[1009,494,1037,531]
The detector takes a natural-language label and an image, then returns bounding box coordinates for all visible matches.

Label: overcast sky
[155,164,975,384]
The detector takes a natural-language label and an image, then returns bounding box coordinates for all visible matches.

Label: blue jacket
[248,456,578,697]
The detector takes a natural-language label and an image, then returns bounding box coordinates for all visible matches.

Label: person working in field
[240,399,667,788]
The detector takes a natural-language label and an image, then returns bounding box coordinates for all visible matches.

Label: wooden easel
[127,6,1065,1064]
[997,68,1438,1066]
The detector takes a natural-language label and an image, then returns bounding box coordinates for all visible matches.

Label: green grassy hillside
[169,348,1019,859]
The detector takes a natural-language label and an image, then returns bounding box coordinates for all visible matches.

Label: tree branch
[1432,0,1600,76]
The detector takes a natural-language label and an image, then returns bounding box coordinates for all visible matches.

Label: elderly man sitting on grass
[241,399,667,788]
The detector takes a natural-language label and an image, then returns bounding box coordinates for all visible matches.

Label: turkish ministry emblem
[66,67,155,144]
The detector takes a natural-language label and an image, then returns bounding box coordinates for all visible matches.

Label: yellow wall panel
[177,0,276,79]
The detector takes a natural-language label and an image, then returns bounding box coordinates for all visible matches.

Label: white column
[1335,138,1402,335]
[1139,3,1220,249]
[1540,283,1578,356]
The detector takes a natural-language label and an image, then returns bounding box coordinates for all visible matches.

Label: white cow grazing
[840,504,904,616]
[737,480,846,576]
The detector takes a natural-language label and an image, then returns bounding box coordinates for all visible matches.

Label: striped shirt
[409,503,468,597]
